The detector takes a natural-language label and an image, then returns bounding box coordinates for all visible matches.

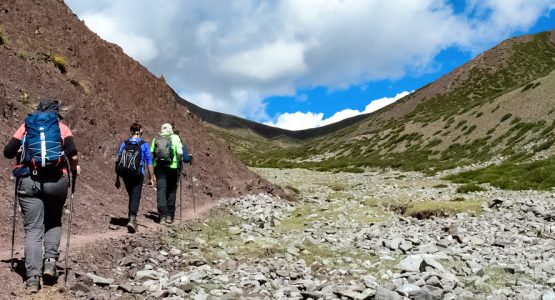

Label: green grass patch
[445,156,555,190]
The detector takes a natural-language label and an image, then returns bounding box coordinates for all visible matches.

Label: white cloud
[265,91,410,130]
[65,0,554,120]
[80,12,158,63]
[219,41,307,81]
[363,91,411,114]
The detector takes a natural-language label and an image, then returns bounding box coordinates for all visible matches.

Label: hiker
[151,123,183,224]
[115,122,155,233]
[3,100,79,293]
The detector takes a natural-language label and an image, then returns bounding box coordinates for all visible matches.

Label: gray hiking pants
[18,173,68,277]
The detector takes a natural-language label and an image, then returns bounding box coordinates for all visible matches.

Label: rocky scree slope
[0,0,282,246]
[58,168,555,299]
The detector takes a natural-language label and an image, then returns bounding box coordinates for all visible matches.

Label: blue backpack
[22,112,64,173]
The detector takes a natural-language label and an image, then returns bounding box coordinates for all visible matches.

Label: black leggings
[122,175,144,218]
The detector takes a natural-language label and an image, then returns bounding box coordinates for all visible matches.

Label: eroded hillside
[0,0,281,246]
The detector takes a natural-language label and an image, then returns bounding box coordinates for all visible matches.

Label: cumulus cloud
[265,91,410,130]
[80,12,158,63]
[65,0,554,120]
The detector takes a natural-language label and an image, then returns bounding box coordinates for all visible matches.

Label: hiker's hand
[76,165,81,175]
[115,178,121,189]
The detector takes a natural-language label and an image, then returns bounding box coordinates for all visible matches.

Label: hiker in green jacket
[151,123,183,224]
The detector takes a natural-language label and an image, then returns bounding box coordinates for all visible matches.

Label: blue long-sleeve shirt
[118,137,152,175]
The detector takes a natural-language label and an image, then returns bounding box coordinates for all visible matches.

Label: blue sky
[66,0,555,130]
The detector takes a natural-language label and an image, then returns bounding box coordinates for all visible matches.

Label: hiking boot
[127,217,138,233]
[43,258,58,281]
[159,216,167,224]
[26,276,40,293]
[165,216,174,224]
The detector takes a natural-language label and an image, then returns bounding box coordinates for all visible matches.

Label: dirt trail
[0,199,217,299]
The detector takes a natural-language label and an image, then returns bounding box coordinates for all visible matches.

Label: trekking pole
[179,163,183,222]
[188,157,196,213]
[10,178,20,271]
[64,164,77,286]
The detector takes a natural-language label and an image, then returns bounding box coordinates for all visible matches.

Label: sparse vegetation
[456,183,486,193]
[51,54,67,73]
[446,156,555,190]
[0,26,6,45]
[329,181,348,191]
[433,183,448,188]
[212,32,555,176]
[500,113,512,122]
[391,200,482,219]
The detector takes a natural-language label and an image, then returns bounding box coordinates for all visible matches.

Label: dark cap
[37,100,63,119]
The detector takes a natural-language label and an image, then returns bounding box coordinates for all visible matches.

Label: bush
[521,82,535,92]
[51,54,66,73]
[500,113,512,122]
[433,183,448,188]
[0,27,5,45]
[445,156,555,191]
[456,183,486,193]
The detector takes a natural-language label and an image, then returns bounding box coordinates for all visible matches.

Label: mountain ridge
[198,29,555,174]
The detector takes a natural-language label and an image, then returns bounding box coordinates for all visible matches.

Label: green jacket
[151,134,183,169]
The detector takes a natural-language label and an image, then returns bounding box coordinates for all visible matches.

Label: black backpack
[116,140,145,177]
[154,135,173,166]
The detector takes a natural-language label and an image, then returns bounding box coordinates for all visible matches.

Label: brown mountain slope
[205,30,555,174]
[0,0,281,246]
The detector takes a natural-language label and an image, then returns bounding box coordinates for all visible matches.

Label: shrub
[403,200,482,219]
[51,54,66,73]
[500,113,512,122]
[533,139,555,152]
[475,112,483,118]
[0,27,5,45]
[456,183,486,193]
[329,182,348,191]
[521,82,535,92]
[445,156,555,191]
[338,167,365,173]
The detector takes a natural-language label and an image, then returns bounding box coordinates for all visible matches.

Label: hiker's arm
[68,155,79,172]
[63,136,79,172]
[4,137,21,159]
[5,124,25,159]
[147,165,155,185]
[175,137,184,161]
